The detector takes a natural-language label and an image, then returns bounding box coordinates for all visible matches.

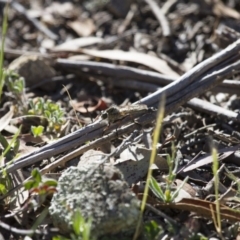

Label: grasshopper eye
[101,112,108,119]
[107,108,114,114]
[106,107,118,115]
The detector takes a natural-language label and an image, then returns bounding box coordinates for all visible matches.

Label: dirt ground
[0,0,240,239]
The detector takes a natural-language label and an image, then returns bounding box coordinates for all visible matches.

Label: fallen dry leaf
[175,179,196,198]
[67,18,96,37]
[180,145,239,172]
[52,37,104,51]
[80,48,180,77]
[78,149,106,170]
[144,194,240,223]
[72,98,108,113]
[115,159,148,186]
[0,107,14,132]
[156,198,240,223]
[213,0,240,19]
[115,146,169,185]
[17,136,41,156]
[137,147,169,170]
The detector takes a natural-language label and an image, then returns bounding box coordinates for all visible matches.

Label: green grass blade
[133,95,165,240]
[212,146,222,237]
[0,2,9,102]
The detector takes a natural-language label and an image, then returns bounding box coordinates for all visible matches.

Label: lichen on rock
[49,164,140,238]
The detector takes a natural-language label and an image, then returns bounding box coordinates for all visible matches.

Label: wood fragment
[144,0,171,37]
[11,1,58,40]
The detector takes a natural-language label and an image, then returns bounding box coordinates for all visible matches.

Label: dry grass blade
[179,145,239,173]
[0,107,14,132]
[156,198,240,223]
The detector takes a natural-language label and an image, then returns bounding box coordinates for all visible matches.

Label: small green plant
[0,132,20,162]
[24,168,57,210]
[52,209,93,240]
[28,97,65,133]
[71,210,92,240]
[24,168,57,195]
[0,126,21,197]
[149,144,189,203]
[22,169,57,237]
[31,125,44,137]
[3,72,66,134]
[0,170,12,195]
[143,220,164,240]
[4,70,25,102]
[0,125,21,163]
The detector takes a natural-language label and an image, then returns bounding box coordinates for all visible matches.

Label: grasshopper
[101,104,150,124]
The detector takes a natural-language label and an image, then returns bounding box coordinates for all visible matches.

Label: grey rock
[49,165,140,238]
[8,55,56,92]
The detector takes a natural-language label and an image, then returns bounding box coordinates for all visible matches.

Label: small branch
[56,59,240,93]
[144,0,171,37]
[145,203,179,227]
[0,220,52,236]
[117,4,136,34]
[186,98,238,121]
[161,0,177,15]
[11,1,58,40]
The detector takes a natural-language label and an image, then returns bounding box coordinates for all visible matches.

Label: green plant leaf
[0,182,7,194]
[149,176,165,201]
[144,220,162,240]
[5,70,25,96]
[73,209,82,235]
[1,125,21,161]
[0,133,9,149]
[13,138,20,154]
[31,168,42,184]
[42,178,58,187]
[44,110,51,119]
[24,179,38,190]
[31,125,44,137]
